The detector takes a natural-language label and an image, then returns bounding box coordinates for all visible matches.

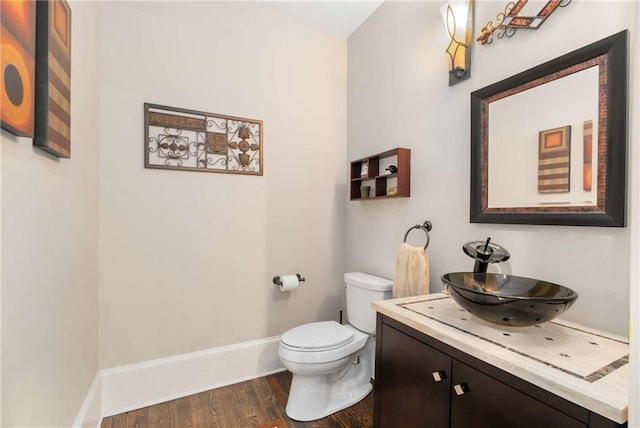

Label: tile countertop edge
[372,294,629,425]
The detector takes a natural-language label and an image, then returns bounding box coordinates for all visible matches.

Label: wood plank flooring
[101,371,373,428]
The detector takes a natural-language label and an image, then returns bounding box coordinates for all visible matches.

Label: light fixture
[441,0,473,86]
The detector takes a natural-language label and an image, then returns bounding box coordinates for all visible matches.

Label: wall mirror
[470,30,628,226]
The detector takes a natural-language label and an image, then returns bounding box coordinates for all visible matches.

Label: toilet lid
[281,321,354,350]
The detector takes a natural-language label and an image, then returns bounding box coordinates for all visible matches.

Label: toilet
[278,272,393,421]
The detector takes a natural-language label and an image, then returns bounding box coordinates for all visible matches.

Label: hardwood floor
[101,371,374,428]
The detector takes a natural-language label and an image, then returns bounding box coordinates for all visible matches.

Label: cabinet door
[376,324,451,428]
[450,360,587,428]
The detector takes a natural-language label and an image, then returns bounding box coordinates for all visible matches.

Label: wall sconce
[441,0,473,86]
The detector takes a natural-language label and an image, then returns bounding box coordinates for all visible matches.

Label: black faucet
[473,238,493,273]
[463,237,510,274]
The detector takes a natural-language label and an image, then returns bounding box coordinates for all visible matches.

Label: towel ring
[403,221,432,250]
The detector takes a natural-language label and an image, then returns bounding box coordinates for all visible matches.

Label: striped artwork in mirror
[538,125,571,193]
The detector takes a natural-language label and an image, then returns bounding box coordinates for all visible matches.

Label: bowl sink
[441,272,578,327]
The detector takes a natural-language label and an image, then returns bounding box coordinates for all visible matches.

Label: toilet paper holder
[273,274,306,287]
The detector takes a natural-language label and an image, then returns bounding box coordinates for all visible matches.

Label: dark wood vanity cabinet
[376,322,451,428]
[374,314,626,428]
[449,359,585,428]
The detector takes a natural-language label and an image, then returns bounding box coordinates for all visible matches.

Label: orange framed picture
[583,120,593,191]
[1,0,36,137]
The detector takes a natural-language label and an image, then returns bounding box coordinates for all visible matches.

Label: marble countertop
[373,293,629,424]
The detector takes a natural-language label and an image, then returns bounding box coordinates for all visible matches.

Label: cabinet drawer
[450,360,587,428]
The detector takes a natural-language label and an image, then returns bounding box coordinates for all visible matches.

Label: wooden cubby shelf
[350,147,410,200]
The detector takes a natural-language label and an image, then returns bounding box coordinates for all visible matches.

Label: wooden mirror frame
[470,30,628,227]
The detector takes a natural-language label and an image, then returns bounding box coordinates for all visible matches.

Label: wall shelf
[350,148,410,200]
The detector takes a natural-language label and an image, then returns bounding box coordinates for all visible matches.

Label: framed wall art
[1,0,36,137]
[538,125,571,194]
[144,103,263,176]
[34,0,72,158]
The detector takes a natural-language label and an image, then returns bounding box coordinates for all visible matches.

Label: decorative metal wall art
[1,0,36,137]
[34,0,72,158]
[477,0,571,45]
[144,103,263,175]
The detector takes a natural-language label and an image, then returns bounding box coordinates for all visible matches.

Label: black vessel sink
[441,272,578,327]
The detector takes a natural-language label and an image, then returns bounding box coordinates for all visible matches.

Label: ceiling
[262,1,384,37]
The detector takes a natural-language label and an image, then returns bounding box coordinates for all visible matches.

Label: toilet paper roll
[279,274,300,292]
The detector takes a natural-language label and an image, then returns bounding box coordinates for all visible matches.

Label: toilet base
[285,352,372,421]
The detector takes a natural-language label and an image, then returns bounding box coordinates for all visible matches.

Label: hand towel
[393,242,430,298]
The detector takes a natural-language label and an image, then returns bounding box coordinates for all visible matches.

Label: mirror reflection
[487,66,599,208]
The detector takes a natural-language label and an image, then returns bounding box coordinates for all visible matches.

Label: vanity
[372,294,629,428]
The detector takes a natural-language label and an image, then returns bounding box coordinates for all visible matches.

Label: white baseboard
[72,373,102,428]
[100,335,284,417]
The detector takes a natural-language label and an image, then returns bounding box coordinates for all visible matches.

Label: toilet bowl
[278,272,393,421]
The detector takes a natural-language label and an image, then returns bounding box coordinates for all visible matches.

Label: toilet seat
[281,321,354,351]
[279,324,369,365]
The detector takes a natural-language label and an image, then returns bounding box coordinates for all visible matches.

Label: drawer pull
[432,371,447,382]
[453,383,468,395]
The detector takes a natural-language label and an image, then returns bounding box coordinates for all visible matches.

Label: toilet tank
[345,272,393,334]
